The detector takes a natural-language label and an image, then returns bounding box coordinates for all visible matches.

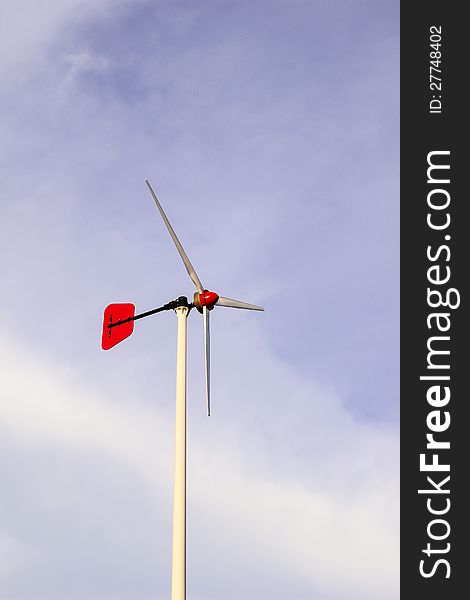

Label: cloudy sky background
[0,1,399,599]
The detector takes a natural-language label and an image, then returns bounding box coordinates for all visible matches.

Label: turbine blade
[145,180,203,293]
[216,296,265,311]
[203,306,211,417]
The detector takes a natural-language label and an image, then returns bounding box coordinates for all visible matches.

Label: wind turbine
[101,180,264,600]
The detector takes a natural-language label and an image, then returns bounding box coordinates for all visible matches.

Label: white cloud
[0,336,398,599]
[63,49,113,77]
[0,532,31,582]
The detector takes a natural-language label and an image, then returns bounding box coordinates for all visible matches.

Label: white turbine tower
[101,181,264,600]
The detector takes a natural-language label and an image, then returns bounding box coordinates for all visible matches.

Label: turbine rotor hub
[193,290,219,313]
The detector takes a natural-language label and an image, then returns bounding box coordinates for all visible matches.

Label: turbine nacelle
[193,290,219,313]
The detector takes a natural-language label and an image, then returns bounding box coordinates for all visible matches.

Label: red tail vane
[101,303,135,350]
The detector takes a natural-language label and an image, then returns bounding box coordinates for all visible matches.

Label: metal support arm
[108,296,192,329]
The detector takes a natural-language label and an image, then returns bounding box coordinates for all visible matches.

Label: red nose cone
[199,290,219,309]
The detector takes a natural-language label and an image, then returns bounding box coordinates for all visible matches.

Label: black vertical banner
[401,3,468,598]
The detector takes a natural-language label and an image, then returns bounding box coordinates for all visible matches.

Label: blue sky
[0,1,399,598]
